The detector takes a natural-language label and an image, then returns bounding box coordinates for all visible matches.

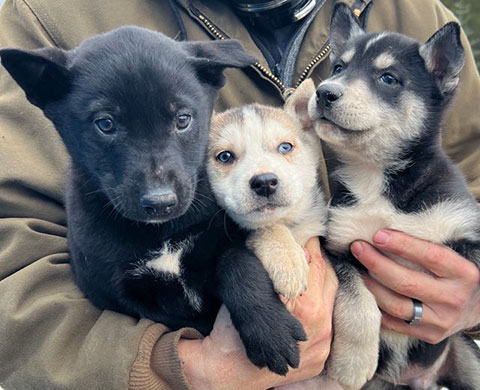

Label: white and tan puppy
[207,79,327,299]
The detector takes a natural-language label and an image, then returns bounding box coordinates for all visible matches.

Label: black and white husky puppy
[0,27,307,376]
[308,4,480,390]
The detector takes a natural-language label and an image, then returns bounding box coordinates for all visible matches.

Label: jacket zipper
[190,6,330,99]
[295,42,330,88]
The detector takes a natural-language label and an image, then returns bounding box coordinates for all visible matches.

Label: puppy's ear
[330,3,364,58]
[185,39,257,88]
[0,47,70,110]
[284,78,316,130]
[419,22,465,96]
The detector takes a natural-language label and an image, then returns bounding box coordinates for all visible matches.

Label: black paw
[239,308,307,375]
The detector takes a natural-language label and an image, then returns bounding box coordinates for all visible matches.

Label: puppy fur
[0,27,307,376]
[208,80,327,299]
[308,4,480,390]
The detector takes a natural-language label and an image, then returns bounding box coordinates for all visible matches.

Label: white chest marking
[328,166,479,253]
[144,236,203,312]
[146,240,190,276]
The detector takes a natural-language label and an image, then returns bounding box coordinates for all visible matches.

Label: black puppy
[0,26,306,375]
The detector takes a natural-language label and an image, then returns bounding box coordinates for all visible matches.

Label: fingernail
[351,241,363,257]
[373,230,391,245]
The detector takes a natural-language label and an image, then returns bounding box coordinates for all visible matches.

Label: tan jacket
[0,0,478,389]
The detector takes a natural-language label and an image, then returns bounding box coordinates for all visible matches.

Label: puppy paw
[247,225,309,299]
[326,353,378,390]
[327,282,382,390]
[269,243,309,299]
[240,306,307,375]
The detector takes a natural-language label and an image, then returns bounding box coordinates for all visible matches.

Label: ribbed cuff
[129,324,202,390]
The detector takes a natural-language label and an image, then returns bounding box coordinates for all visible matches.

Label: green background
[442,0,480,70]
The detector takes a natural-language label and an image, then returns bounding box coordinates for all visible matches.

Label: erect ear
[284,78,316,130]
[330,3,364,58]
[419,22,465,96]
[0,47,70,110]
[185,39,257,88]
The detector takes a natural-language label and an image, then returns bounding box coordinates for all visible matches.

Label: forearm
[0,218,139,388]
[0,217,204,389]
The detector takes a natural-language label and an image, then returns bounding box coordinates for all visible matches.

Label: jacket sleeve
[0,1,200,389]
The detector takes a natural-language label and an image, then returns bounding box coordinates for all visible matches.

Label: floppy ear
[185,39,257,88]
[419,22,465,96]
[284,78,316,130]
[330,3,364,57]
[0,47,70,109]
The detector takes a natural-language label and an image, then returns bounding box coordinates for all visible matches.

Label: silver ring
[406,298,423,325]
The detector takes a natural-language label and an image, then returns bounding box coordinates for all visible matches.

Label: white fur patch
[328,164,480,253]
[341,48,356,64]
[146,239,191,276]
[373,52,396,69]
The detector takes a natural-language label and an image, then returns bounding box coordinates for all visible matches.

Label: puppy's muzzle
[140,187,178,218]
[250,173,279,198]
[316,84,343,108]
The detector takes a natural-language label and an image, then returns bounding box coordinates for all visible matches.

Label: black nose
[140,188,178,217]
[316,84,343,108]
[250,173,279,198]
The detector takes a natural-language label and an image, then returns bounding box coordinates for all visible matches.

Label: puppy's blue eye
[333,64,343,74]
[95,117,115,134]
[380,73,398,85]
[176,113,192,131]
[216,151,234,164]
[278,142,293,154]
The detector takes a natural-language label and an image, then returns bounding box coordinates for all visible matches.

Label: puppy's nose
[316,85,343,108]
[140,188,177,217]
[250,173,278,198]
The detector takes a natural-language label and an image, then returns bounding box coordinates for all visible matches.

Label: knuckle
[448,293,467,310]
[397,277,418,297]
[464,263,480,284]
[321,320,333,342]
[443,318,457,333]
[317,349,330,371]
[425,242,445,265]
[423,331,443,344]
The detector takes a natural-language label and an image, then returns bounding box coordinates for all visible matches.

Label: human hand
[351,230,480,344]
[178,236,338,390]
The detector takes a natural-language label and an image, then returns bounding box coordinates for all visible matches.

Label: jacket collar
[175,0,372,84]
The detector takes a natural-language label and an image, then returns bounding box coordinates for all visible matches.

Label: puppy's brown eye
[95,116,116,134]
[216,151,234,164]
[176,114,192,131]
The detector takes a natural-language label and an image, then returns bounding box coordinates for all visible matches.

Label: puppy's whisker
[195,192,216,204]
[207,207,226,231]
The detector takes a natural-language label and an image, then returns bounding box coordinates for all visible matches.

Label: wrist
[178,338,208,390]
